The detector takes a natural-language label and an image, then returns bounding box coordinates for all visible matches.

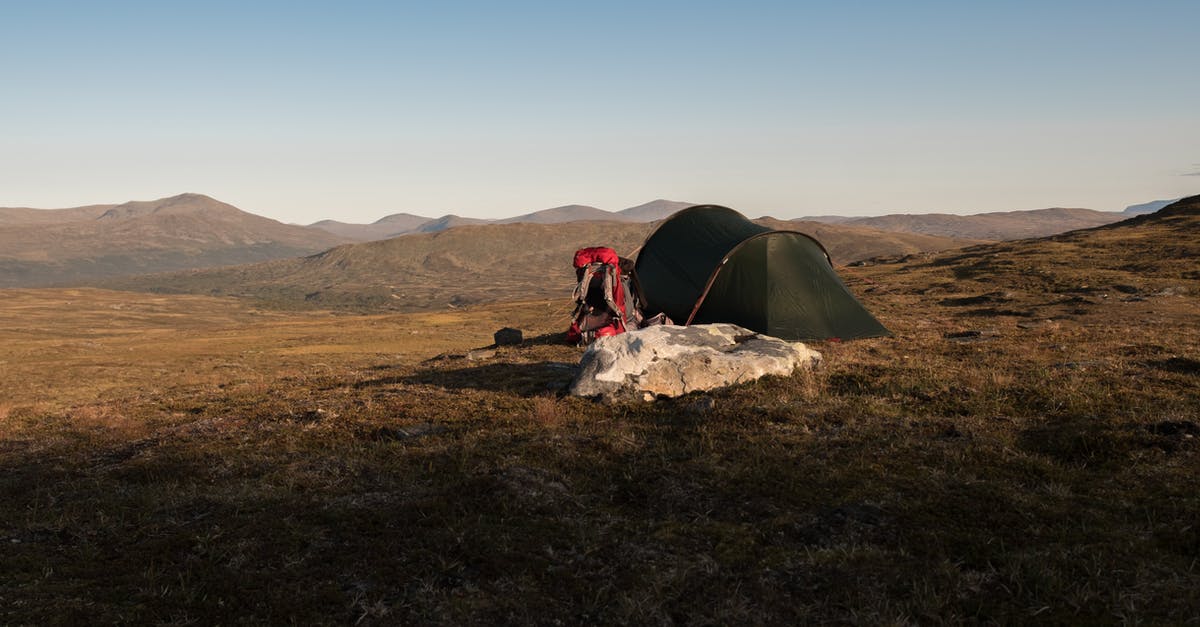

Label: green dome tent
[633,205,889,341]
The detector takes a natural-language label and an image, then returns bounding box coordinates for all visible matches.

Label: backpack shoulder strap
[573,263,600,304]
[600,265,625,331]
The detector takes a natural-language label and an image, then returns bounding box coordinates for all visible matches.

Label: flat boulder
[569,324,821,401]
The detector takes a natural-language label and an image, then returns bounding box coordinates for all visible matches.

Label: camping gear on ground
[633,204,889,341]
[566,246,645,345]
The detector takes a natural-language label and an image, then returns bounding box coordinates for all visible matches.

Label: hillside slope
[307,200,699,242]
[0,203,116,226]
[496,204,619,224]
[856,195,1200,318]
[301,201,1133,245]
[99,216,979,311]
[841,207,1124,240]
[617,199,694,221]
[1123,198,1180,215]
[308,213,433,240]
[0,194,352,287]
[755,218,985,262]
[102,221,657,309]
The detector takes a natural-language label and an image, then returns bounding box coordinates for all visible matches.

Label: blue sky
[2,1,1197,223]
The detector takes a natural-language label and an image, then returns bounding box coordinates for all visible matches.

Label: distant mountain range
[312,200,1143,244]
[797,207,1126,241]
[308,213,431,240]
[306,199,696,241]
[97,217,982,311]
[1122,198,1181,215]
[2,192,1180,291]
[0,193,352,288]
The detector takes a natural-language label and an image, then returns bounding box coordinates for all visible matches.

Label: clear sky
[2,1,1197,223]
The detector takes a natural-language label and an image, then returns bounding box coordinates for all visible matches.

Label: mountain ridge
[820,207,1125,240]
[495,204,615,225]
[94,217,985,311]
[1123,198,1181,215]
[304,200,1137,244]
[2,193,1175,290]
[92,197,1197,314]
[305,199,699,241]
[0,193,352,288]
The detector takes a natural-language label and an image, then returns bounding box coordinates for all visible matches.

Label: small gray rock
[945,329,999,342]
[372,422,446,442]
[494,327,523,346]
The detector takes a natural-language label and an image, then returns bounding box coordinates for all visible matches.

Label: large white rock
[569,324,822,401]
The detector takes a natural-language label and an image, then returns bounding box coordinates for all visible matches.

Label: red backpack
[566,247,644,345]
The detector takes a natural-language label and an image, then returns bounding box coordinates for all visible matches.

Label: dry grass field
[2,200,1198,624]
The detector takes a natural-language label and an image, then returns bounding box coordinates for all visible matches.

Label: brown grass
[1,208,1198,624]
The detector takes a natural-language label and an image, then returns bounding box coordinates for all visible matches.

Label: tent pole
[684,259,730,326]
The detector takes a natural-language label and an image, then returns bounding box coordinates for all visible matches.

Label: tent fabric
[634,204,890,341]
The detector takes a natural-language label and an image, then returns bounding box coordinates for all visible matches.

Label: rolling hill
[307,200,1130,245]
[97,216,980,311]
[496,204,615,224]
[822,207,1125,240]
[0,203,116,226]
[858,195,1200,301]
[100,221,659,309]
[308,213,433,240]
[0,194,352,288]
[754,218,988,263]
[6,192,1163,294]
[1123,198,1181,215]
[615,199,695,221]
[306,199,700,241]
[412,214,493,233]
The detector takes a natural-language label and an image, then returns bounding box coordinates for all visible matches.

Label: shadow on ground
[355,332,581,396]
[356,357,580,397]
[401,361,579,396]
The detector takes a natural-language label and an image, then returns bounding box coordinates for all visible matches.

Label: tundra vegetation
[1,202,1197,624]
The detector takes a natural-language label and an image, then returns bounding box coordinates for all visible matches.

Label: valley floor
[1,279,1198,624]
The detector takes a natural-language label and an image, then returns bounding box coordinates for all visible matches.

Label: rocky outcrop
[569,324,821,401]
